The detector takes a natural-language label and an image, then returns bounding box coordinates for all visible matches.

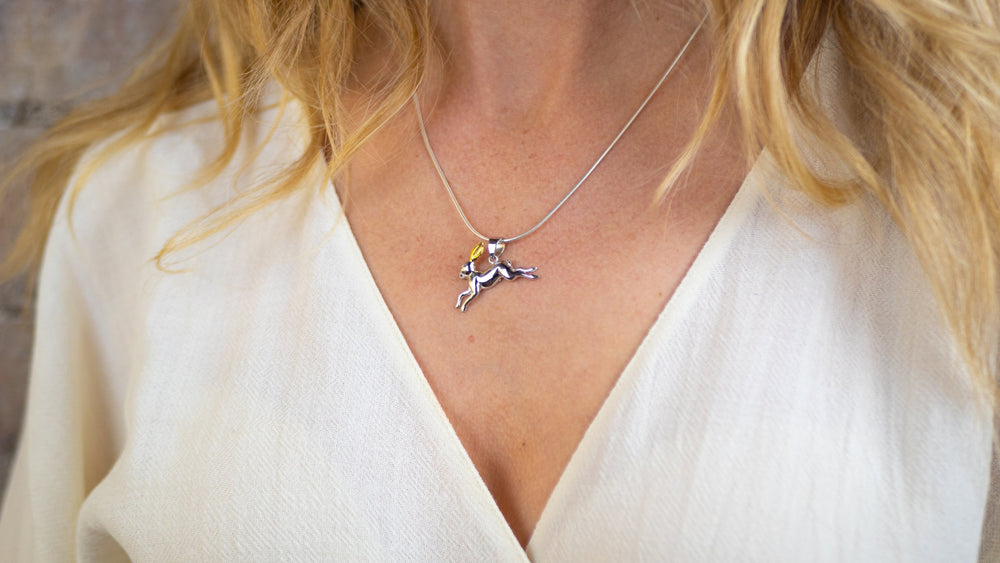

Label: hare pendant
[456,239,537,312]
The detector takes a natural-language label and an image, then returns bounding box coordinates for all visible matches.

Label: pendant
[456,238,538,312]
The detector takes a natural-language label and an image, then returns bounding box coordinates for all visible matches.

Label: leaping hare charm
[456,239,537,312]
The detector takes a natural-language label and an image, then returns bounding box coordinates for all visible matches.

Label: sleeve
[0,181,126,561]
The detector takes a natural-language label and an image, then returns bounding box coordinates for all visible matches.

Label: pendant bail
[487,238,506,264]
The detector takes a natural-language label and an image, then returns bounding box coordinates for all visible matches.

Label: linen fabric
[0,39,996,562]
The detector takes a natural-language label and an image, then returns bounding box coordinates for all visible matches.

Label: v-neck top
[1,43,997,562]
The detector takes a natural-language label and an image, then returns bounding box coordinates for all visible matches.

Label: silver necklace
[415,16,706,312]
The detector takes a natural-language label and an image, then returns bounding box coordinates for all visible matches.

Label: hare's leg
[456,286,472,309]
[513,266,537,279]
[457,283,479,311]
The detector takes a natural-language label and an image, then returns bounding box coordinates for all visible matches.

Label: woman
[1,0,998,560]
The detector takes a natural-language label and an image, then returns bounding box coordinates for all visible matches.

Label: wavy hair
[2,0,1000,408]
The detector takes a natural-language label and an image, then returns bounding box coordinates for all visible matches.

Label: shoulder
[54,83,313,275]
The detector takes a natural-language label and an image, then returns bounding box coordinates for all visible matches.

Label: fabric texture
[1,38,997,562]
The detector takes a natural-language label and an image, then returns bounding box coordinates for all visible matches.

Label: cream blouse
[0,40,997,562]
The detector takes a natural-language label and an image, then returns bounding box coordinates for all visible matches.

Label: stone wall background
[0,0,180,504]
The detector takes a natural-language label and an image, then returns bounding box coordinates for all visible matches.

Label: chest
[86,179,991,560]
[336,141,745,543]
[77,151,993,560]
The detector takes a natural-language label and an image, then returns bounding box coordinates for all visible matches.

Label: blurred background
[0,0,180,503]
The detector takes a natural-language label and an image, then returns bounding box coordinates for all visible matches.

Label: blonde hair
[3,0,999,408]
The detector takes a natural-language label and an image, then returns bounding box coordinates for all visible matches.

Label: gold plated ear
[469,242,484,261]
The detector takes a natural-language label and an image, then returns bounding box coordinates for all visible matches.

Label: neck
[425,0,703,123]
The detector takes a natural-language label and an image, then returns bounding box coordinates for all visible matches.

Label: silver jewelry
[456,239,537,312]
[415,15,706,311]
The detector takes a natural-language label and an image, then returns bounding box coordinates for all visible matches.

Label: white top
[1,41,997,562]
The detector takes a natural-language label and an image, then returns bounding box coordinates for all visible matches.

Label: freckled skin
[338,6,743,543]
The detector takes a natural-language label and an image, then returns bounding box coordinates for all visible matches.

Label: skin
[338,0,748,547]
